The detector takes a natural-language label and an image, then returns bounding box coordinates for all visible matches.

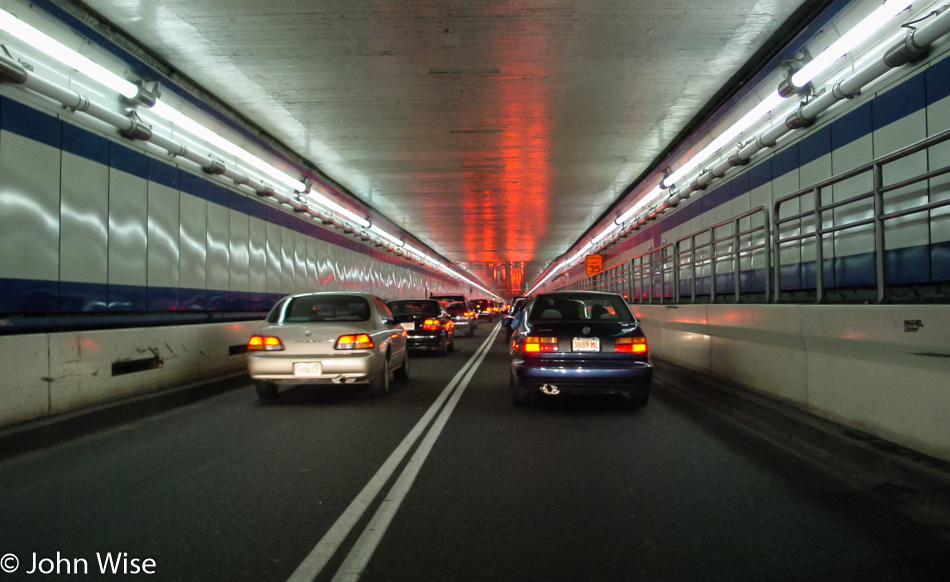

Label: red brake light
[524,337,558,353]
[464,311,475,317]
[422,318,443,331]
[615,337,647,353]
[248,335,284,351]
[336,334,374,350]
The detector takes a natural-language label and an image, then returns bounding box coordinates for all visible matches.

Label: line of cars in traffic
[246,290,652,408]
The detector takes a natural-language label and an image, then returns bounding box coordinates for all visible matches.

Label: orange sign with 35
[585,254,603,276]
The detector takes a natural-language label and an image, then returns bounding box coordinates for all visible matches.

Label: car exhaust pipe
[540,384,560,396]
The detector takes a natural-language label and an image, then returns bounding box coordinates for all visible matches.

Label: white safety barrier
[0,321,261,427]
[635,304,950,462]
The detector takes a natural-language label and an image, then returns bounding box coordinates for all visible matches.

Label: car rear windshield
[528,294,633,322]
[444,302,466,312]
[281,295,371,322]
[388,300,441,316]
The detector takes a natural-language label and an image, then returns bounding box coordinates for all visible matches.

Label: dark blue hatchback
[508,291,652,407]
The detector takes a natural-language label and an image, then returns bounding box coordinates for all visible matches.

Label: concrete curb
[0,372,250,461]
[653,358,950,530]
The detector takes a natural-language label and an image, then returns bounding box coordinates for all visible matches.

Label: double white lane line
[287,323,503,582]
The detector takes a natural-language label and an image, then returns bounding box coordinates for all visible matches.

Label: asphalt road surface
[1,322,949,581]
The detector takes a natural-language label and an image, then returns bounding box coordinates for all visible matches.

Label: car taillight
[422,318,442,331]
[524,336,558,353]
[248,335,284,351]
[336,334,374,350]
[615,337,647,353]
[464,311,475,317]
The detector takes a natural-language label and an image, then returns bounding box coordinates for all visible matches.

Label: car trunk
[262,323,376,356]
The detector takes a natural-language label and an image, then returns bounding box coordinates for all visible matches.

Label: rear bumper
[511,359,652,393]
[248,351,379,385]
[406,332,446,350]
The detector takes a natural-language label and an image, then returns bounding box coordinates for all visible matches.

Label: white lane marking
[330,323,502,582]
[286,324,501,582]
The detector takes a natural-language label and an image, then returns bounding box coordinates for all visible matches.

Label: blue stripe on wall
[749,157,772,191]
[0,278,59,313]
[110,142,148,179]
[874,72,926,129]
[148,158,180,189]
[799,125,831,166]
[772,143,800,178]
[926,56,950,106]
[147,286,179,312]
[181,171,230,207]
[108,283,147,312]
[1,97,61,148]
[831,102,872,150]
[62,122,109,165]
[59,281,108,313]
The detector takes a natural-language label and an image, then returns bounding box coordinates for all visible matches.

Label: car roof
[536,290,621,298]
[283,291,379,299]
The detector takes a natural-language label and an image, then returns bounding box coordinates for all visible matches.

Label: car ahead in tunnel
[386,299,455,354]
[247,292,408,400]
[442,302,477,337]
[509,291,652,407]
[470,298,497,322]
[430,293,477,337]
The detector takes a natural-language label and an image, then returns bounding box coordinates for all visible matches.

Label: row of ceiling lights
[0,5,500,301]
[529,0,950,294]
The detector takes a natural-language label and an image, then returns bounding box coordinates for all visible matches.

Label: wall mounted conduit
[669,6,950,208]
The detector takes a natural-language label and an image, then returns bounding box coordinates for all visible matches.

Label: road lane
[1,321,949,582]
[288,323,502,582]
[350,332,950,582]
[0,327,492,581]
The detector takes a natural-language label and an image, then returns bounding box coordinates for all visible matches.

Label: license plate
[572,337,600,352]
[400,322,415,331]
[294,362,323,377]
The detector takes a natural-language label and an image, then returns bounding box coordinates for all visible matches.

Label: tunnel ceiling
[74,0,813,298]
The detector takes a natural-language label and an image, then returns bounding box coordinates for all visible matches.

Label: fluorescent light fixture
[0,8,306,193]
[528,261,568,295]
[616,185,664,225]
[306,190,371,229]
[591,223,620,245]
[403,245,425,258]
[792,0,917,87]
[148,100,306,192]
[0,8,139,99]
[666,90,784,187]
[532,0,920,293]
[664,0,916,190]
[369,225,404,247]
[0,9,499,296]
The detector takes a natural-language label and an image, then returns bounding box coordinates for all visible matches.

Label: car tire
[369,355,392,397]
[447,337,455,353]
[255,380,278,400]
[466,326,474,338]
[395,352,410,382]
[437,334,448,355]
[510,370,536,407]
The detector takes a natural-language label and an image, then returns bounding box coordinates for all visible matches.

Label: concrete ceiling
[74,0,817,297]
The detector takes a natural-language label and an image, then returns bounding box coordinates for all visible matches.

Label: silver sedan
[247,292,409,399]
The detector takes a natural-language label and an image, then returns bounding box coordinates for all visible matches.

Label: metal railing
[677,206,771,303]
[774,126,950,303]
[566,127,950,304]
